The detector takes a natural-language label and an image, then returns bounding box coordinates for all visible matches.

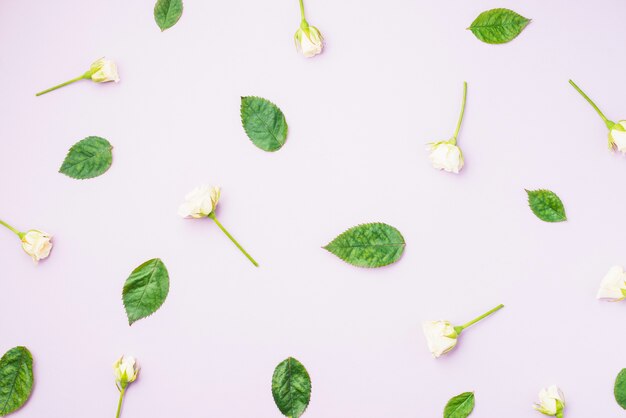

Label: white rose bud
[609,121,626,153]
[422,320,458,358]
[178,185,221,218]
[294,25,323,58]
[534,385,565,417]
[428,141,464,174]
[113,355,139,389]
[89,58,120,83]
[596,265,626,302]
[21,230,53,264]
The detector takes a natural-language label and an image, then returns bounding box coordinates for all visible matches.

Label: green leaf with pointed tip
[123,258,170,325]
[0,346,34,417]
[615,369,626,409]
[323,223,405,268]
[59,136,113,180]
[526,189,567,223]
[240,96,288,152]
[272,357,311,418]
[468,8,531,44]
[154,0,183,31]
[444,392,475,418]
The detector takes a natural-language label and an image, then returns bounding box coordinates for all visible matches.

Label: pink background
[1,0,626,416]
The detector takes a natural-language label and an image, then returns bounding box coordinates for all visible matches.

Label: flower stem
[298,0,306,21]
[115,388,126,418]
[209,213,259,267]
[36,73,89,97]
[0,219,21,237]
[451,81,467,145]
[458,304,504,332]
[569,79,614,129]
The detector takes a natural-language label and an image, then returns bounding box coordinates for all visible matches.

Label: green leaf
[272,357,311,418]
[323,223,405,268]
[122,258,170,325]
[615,369,626,409]
[444,392,475,418]
[240,96,288,152]
[526,189,567,223]
[154,0,184,31]
[59,136,113,180]
[468,8,531,44]
[0,347,33,417]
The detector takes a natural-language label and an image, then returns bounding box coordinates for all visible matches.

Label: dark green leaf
[0,347,33,417]
[154,0,184,31]
[468,8,531,44]
[323,223,405,268]
[615,369,626,409]
[59,136,113,180]
[526,189,567,223]
[272,357,311,418]
[444,392,475,418]
[240,96,288,152]
[123,258,170,325]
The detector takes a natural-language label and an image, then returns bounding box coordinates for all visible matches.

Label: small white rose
[609,121,626,153]
[178,185,221,218]
[596,265,626,302]
[428,141,464,173]
[89,58,120,83]
[534,385,565,417]
[21,230,53,264]
[113,355,139,389]
[422,320,458,358]
[295,25,323,58]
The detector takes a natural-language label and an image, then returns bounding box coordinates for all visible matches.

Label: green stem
[0,219,22,237]
[457,304,504,333]
[298,0,306,21]
[115,388,125,418]
[569,79,614,129]
[36,73,89,97]
[209,213,259,267]
[451,81,467,145]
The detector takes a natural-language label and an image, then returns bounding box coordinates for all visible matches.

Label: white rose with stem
[294,0,323,57]
[36,58,120,96]
[569,79,626,153]
[113,355,139,418]
[179,186,259,267]
[427,82,467,173]
[0,218,52,264]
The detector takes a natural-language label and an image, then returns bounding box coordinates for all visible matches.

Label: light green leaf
[526,189,567,223]
[272,357,311,418]
[0,347,33,417]
[323,223,405,268]
[240,96,288,152]
[59,136,113,180]
[615,369,626,409]
[122,258,170,325]
[468,8,531,44]
[444,392,475,418]
[154,0,184,31]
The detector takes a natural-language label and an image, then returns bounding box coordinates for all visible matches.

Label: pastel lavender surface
[1,0,625,416]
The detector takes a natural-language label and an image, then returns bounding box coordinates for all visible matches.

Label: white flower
[21,230,52,264]
[596,266,626,302]
[113,355,139,389]
[534,385,565,417]
[294,25,323,58]
[428,141,464,173]
[89,58,120,83]
[610,121,626,153]
[422,320,459,358]
[178,185,221,218]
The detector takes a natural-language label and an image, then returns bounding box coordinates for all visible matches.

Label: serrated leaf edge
[467,8,531,44]
[58,136,113,180]
[525,189,567,222]
[0,346,33,417]
[240,96,288,152]
[122,258,170,326]
[272,357,312,418]
[154,0,184,31]
[444,391,475,418]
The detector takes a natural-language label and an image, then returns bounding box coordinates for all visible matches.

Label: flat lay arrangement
[1,0,625,416]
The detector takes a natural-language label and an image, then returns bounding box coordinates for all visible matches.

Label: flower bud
[294,25,323,58]
[113,355,139,389]
[21,230,53,264]
[178,185,221,218]
[89,58,120,83]
[596,265,626,302]
[422,320,458,358]
[534,385,565,417]
[427,141,464,173]
[609,121,626,153]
